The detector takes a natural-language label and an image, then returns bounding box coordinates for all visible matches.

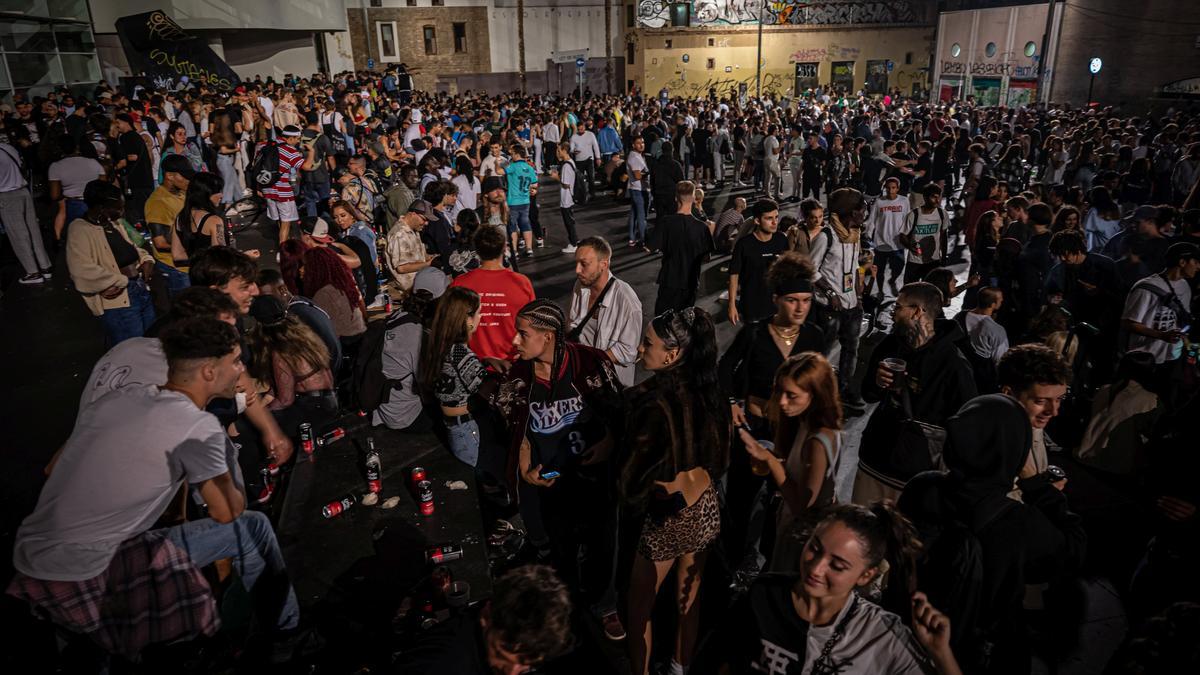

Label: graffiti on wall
[788,43,861,63]
[638,0,919,28]
[941,60,1037,78]
[662,71,789,98]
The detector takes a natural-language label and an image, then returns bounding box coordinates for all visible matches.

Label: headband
[774,277,815,296]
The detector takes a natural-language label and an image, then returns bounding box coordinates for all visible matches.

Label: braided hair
[517,299,567,384]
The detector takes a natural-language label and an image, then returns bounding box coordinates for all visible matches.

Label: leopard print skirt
[637,483,721,562]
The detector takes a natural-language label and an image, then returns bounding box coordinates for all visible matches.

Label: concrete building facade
[627,1,937,98]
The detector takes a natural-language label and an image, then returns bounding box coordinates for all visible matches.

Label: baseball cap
[482,176,505,194]
[160,153,196,179]
[248,295,288,326]
[1166,241,1200,267]
[407,199,435,220]
[300,217,335,243]
[413,267,449,298]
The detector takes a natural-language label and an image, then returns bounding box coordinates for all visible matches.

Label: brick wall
[346,7,491,90]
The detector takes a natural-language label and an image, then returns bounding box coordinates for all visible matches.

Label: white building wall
[88,0,348,32]
[487,4,621,74]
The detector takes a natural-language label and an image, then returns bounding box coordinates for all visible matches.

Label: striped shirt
[257,142,304,201]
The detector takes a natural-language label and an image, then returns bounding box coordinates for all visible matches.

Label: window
[626,5,635,28]
[706,58,715,70]
[950,43,961,58]
[432,0,444,5]
[453,22,467,53]
[423,25,437,55]
[708,38,715,47]
[406,0,416,6]
[626,42,635,66]
[377,22,397,60]
[669,2,690,27]
[664,39,672,49]
[369,0,381,7]
[905,52,913,65]
[985,42,997,57]
[1024,41,1037,57]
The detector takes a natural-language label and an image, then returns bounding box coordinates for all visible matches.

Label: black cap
[407,199,436,220]
[83,179,123,209]
[1166,241,1200,267]
[249,295,288,326]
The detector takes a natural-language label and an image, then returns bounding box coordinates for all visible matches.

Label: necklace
[769,322,801,346]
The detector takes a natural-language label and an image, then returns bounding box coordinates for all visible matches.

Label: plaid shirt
[7,529,218,660]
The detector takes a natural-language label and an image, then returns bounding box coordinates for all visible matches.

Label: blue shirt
[345,221,377,265]
[505,160,538,207]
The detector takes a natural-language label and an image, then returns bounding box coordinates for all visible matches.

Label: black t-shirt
[731,231,789,321]
[339,234,378,301]
[912,152,933,192]
[802,145,827,176]
[300,129,334,185]
[100,220,139,269]
[119,130,153,189]
[657,213,714,290]
[718,573,811,674]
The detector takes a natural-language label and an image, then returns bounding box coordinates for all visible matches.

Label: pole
[1086,73,1094,107]
[360,0,371,69]
[579,65,584,99]
[1037,0,1057,105]
[755,3,764,98]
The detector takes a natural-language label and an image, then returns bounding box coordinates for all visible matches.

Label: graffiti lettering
[789,43,861,63]
[639,0,920,28]
[145,11,188,42]
[970,62,1011,76]
[149,49,234,90]
[795,63,819,78]
[942,61,965,75]
[664,72,787,99]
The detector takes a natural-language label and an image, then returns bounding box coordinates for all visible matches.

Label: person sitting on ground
[712,503,965,675]
[256,268,341,372]
[11,318,307,663]
[371,275,443,432]
[301,245,367,342]
[246,295,336,437]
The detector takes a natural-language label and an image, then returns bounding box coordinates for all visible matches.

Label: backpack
[249,141,281,191]
[351,310,422,414]
[953,311,999,393]
[323,122,348,155]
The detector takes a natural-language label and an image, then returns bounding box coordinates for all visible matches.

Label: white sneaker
[367,293,389,309]
[561,245,577,254]
[718,290,730,300]
[18,273,44,285]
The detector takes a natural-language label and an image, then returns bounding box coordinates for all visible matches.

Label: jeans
[165,511,300,632]
[156,261,192,296]
[875,249,906,286]
[764,163,782,200]
[98,279,156,346]
[560,207,579,246]
[301,179,331,219]
[507,204,531,234]
[446,418,480,467]
[627,189,647,243]
[216,153,239,206]
[575,159,595,203]
[830,304,864,399]
[65,198,88,223]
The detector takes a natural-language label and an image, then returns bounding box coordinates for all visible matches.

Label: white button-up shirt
[569,273,643,387]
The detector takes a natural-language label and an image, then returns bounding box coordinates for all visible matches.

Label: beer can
[411,466,427,484]
[418,480,434,516]
[425,543,464,564]
[365,438,382,493]
[299,422,315,455]
[322,493,357,518]
[317,427,346,447]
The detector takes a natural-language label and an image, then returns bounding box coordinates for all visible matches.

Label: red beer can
[317,427,346,447]
[299,422,315,455]
[418,480,434,516]
[322,493,357,518]
[411,466,427,484]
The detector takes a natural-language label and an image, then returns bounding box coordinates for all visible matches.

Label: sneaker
[367,292,389,309]
[598,610,627,641]
[517,240,527,250]
[561,244,577,254]
[718,290,730,300]
[536,238,546,248]
[40,270,52,280]
[18,273,44,285]
[628,240,638,248]
[523,249,533,257]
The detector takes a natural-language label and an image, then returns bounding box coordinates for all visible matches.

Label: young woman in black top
[172,171,227,267]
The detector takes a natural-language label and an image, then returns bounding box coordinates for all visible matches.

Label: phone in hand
[539,470,561,480]
[738,422,753,435]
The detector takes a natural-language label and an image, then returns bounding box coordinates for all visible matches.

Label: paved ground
[0,170,1125,673]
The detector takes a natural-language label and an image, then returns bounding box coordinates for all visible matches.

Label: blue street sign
[886,60,894,72]
[576,57,586,68]
[367,58,375,69]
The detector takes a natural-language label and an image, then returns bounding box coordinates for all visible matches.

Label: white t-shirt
[627,151,647,191]
[559,161,576,209]
[905,208,947,264]
[14,386,230,581]
[451,174,480,212]
[763,135,781,167]
[964,312,1010,363]
[78,337,169,413]
[48,156,105,199]
[869,196,911,252]
[0,141,26,191]
[1122,274,1191,363]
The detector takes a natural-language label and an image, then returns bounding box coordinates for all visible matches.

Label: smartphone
[738,422,753,435]
[539,470,561,480]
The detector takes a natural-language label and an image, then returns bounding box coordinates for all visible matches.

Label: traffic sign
[886,60,894,72]
[367,58,375,70]
[1089,57,1102,74]
[576,57,586,68]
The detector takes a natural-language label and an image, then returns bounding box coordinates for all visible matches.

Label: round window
[1024,41,1037,57]
[950,43,961,58]
[985,42,997,57]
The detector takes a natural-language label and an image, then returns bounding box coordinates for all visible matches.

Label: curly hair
[278,239,309,296]
[302,245,365,316]
[765,251,816,295]
[997,343,1072,394]
[488,565,573,665]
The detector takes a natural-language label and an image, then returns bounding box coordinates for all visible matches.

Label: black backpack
[953,311,999,394]
[323,123,348,155]
[351,311,422,414]
[249,140,281,191]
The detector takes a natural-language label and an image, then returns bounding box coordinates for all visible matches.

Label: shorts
[637,482,720,561]
[507,204,531,234]
[266,198,299,223]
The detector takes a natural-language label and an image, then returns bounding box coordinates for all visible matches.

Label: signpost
[576,57,586,99]
[1087,57,1102,106]
[367,58,374,70]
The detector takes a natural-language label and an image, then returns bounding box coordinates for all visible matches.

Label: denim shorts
[507,204,532,234]
[446,418,480,467]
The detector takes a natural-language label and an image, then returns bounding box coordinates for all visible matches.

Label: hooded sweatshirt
[898,395,1087,675]
[858,318,978,488]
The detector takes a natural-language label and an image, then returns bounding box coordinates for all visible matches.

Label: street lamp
[1087,56,1101,106]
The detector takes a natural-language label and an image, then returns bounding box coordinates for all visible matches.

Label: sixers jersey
[526,374,606,473]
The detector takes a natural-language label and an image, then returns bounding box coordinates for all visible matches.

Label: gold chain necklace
[769,322,801,346]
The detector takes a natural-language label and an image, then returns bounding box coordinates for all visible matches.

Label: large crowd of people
[2,64,1200,674]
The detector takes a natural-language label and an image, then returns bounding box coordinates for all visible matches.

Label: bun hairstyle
[819,502,922,608]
